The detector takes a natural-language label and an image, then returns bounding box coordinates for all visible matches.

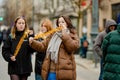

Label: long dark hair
[56,15,75,29]
[56,15,76,34]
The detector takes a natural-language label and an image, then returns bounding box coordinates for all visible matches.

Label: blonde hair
[39,18,53,32]
[11,16,29,39]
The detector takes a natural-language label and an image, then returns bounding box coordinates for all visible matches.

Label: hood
[105,19,117,33]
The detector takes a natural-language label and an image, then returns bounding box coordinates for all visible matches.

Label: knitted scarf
[47,29,70,63]
[47,32,62,63]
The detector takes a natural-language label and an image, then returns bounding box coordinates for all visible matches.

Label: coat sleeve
[101,33,110,61]
[30,36,50,52]
[61,30,80,53]
[93,33,104,58]
[2,36,13,62]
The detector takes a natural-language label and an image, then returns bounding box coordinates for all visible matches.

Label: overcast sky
[0,0,3,7]
[0,0,2,4]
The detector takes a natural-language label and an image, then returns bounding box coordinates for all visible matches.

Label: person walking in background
[2,16,34,80]
[94,19,117,80]
[29,27,35,36]
[34,18,53,80]
[2,29,8,42]
[101,23,120,80]
[0,30,2,45]
[29,15,80,80]
[80,35,89,58]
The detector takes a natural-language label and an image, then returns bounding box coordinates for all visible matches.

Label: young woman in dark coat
[2,16,34,80]
[34,18,53,80]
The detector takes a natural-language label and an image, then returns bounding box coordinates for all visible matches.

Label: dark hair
[56,15,74,29]
[29,27,35,34]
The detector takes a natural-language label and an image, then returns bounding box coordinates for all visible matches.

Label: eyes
[59,21,65,24]
[17,18,25,25]
[17,22,25,25]
[58,17,66,24]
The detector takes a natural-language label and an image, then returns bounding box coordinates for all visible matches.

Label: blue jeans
[47,72,56,80]
[80,47,88,58]
[99,59,104,80]
[35,73,42,80]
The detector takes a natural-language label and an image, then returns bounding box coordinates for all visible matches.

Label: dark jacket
[35,38,46,75]
[101,24,120,80]
[2,31,34,75]
[0,31,2,44]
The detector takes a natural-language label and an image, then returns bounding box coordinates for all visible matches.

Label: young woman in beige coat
[29,16,80,80]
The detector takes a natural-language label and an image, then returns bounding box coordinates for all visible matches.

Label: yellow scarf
[14,31,28,57]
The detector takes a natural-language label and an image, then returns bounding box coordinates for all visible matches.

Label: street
[0,44,99,80]
[75,54,99,80]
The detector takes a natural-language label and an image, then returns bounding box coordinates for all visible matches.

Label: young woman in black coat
[34,18,53,80]
[2,16,34,80]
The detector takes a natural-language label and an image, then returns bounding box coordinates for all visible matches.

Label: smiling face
[16,18,25,31]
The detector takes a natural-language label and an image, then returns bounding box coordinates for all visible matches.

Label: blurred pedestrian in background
[29,15,80,80]
[2,16,35,80]
[34,18,53,80]
[0,25,9,45]
[0,30,2,45]
[94,19,117,80]
[80,35,89,58]
[2,28,8,42]
[29,27,35,36]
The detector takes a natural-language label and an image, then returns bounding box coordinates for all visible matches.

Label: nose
[59,23,63,27]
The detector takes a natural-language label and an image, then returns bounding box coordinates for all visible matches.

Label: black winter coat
[2,31,34,75]
[35,38,46,75]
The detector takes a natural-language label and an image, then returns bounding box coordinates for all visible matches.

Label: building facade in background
[0,0,120,42]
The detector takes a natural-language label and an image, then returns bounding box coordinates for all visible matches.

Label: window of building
[112,3,120,23]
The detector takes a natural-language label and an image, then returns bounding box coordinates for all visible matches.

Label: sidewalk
[75,54,100,73]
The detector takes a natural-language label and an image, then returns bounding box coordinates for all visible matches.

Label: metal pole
[88,0,99,61]
[90,0,99,41]
[91,0,99,33]
[32,0,34,28]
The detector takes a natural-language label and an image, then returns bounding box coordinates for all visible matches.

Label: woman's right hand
[10,56,16,61]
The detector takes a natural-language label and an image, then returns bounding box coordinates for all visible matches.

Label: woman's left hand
[29,37,34,44]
